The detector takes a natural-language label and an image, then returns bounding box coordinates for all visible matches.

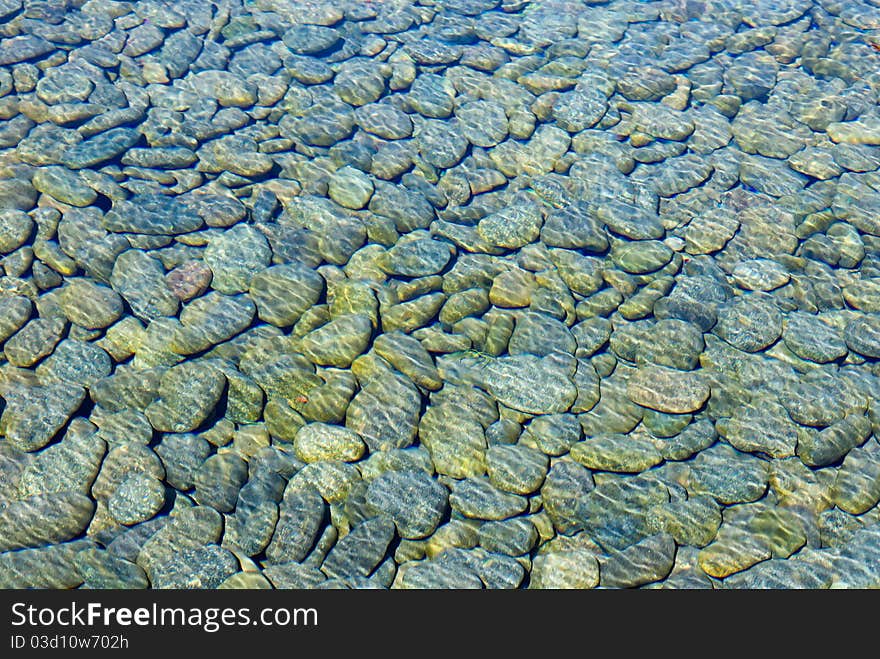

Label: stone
[300,314,373,368]
[36,339,112,388]
[2,382,86,452]
[478,518,538,556]
[346,372,421,451]
[266,486,325,564]
[62,128,142,170]
[845,315,880,358]
[0,210,34,253]
[294,423,365,463]
[0,493,94,552]
[382,238,453,277]
[32,167,96,207]
[59,279,123,329]
[477,200,543,249]
[204,224,271,294]
[484,354,577,415]
[797,414,872,468]
[365,470,448,539]
[530,550,599,589]
[722,400,798,458]
[783,313,848,363]
[600,533,676,588]
[108,472,166,526]
[646,495,721,547]
[373,331,441,390]
[4,317,65,367]
[627,366,710,414]
[149,544,239,589]
[249,263,325,328]
[715,292,782,352]
[689,443,770,505]
[449,478,528,521]
[110,250,179,321]
[570,433,663,473]
[144,362,227,433]
[485,444,548,494]
[322,516,395,579]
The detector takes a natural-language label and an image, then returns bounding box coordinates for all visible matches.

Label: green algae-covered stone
[570,433,663,473]
[145,362,227,433]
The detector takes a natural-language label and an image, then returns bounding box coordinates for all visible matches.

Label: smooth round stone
[715,292,782,352]
[355,103,413,139]
[144,362,226,433]
[723,400,798,458]
[521,414,581,456]
[328,166,374,209]
[477,200,543,249]
[689,443,769,504]
[62,128,141,170]
[530,550,599,589]
[552,88,607,132]
[204,224,271,294]
[285,55,334,84]
[193,453,248,513]
[731,258,790,291]
[416,119,468,169]
[448,477,527,521]
[59,278,123,329]
[484,355,577,415]
[407,73,454,118]
[249,263,325,328]
[365,470,448,539]
[485,444,549,494]
[108,472,166,526]
[36,68,94,104]
[844,315,880,358]
[611,240,673,274]
[646,495,721,548]
[798,414,872,468]
[783,313,847,363]
[4,317,65,367]
[0,296,32,345]
[617,66,677,101]
[148,545,239,590]
[0,493,95,552]
[0,210,34,253]
[165,261,213,302]
[334,64,385,106]
[281,100,355,147]
[156,434,211,491]
[32,166,96,207]
[600,533,676,588]
[301,313,373,368]
[626,365,710,414]
[478,518,538,556]
[282,24,341,54]
[781,374,853,428]
[724,51,778,100]
[104,195,202,236]
[36,339,111,388]
[570,434,663,473]
[541,201,608,252]
[294,423,365,463]
[382,238,453,277]
[455,100,508,147]
[597,199,665,241]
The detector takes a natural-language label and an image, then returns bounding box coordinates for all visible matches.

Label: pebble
[5,0,880,591]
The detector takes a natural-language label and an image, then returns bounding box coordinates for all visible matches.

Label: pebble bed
[3,0,880,589]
